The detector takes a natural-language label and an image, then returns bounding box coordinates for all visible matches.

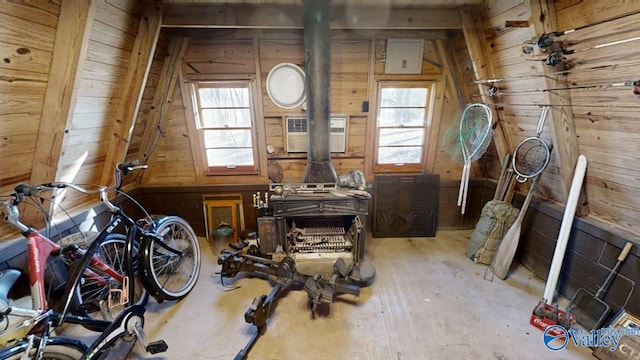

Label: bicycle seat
[0,269,21,312]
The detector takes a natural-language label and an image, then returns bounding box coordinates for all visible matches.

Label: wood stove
[258,183,369,277]
[256,0,372,278]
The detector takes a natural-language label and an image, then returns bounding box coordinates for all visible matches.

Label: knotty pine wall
[472,0,640,239]
[131,29,468,186]
[0,0,151,240]
[2,0,640,252]
[473,0,640,317]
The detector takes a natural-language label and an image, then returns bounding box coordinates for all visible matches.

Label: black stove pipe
[302,0,337,183]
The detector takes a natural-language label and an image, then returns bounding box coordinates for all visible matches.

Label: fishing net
[442,104,493,163]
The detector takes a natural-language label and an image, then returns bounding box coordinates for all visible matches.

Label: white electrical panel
[384,39,424,74]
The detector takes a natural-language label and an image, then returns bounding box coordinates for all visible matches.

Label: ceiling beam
[26,0,96,226]
[101,5,163,187]
[162,4,463,29]
[459,7,510,164]
[137,37,190,184]
[30,2,96,184]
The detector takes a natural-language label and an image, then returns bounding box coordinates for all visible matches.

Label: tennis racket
[457,103,493,214]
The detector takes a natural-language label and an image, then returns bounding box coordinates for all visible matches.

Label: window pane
[206,148,254,166]
[378,108,425,127]
[379,128,424,146]
[378,146,422,164]
[380,88,427,107]
[204,129,253,148]
[201,109,252,127]
[199,87,249,107]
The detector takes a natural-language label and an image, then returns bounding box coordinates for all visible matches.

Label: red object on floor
[530,301,575,336]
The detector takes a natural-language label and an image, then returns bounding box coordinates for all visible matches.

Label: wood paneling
[3,0,640,260]
[101,4,162,186]
[0,1,59,195]
[162,4,464,29]
[0,0,148,239]
[140,29,462,185]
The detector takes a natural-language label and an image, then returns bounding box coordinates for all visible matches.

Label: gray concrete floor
[62,230,594,359]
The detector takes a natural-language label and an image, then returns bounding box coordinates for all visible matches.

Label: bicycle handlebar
[116,159,148,175]
[4,160,147,208]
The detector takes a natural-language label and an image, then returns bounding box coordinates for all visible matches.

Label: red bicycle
[0,161,201,358]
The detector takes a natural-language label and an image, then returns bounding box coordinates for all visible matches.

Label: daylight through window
[192,82,257,173]
[376,82,433,171]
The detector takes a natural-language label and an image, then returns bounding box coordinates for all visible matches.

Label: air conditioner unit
[286,116,346,153]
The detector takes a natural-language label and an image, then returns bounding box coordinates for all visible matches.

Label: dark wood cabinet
[373,174,439,237]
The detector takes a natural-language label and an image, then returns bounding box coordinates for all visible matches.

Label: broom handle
[594,242,633,299]
[542,155,587,304]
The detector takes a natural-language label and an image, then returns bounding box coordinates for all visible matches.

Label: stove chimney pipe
[302,0,337,183]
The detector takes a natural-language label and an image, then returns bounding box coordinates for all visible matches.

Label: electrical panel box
[384,39,424,74]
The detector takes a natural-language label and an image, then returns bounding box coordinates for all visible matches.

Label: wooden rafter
[162,4,463,30]
[24,1,97,226]
[137,37,190,183]
[100,4,163,186]
[531,0,587,212]
[459,7,510,164]
[30,1,97,185]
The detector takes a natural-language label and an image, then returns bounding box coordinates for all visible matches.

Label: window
[375,81,434,172]
[192,81,258,174]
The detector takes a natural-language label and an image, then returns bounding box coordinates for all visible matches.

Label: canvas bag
[465,199,518,264]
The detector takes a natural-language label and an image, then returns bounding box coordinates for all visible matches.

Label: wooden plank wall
[4,0,640,244]
[135,29,468,186]
[0,2,59,194]
[472,0,640,318]
[0,0,145,241]
[57,0,143,213]
[554,1,640,236]
[0,1,59,240]
[126,32,170,167]
[474,0,640,238]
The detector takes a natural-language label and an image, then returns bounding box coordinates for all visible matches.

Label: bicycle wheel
[71,234,147,328]
[0,337,87,360]
[140,216,201,301]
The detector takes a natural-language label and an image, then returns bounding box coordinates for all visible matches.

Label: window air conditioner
[286,116,346,153]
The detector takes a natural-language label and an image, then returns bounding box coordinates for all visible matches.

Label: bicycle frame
[1,204,133,333]
[0,161,173,358]
[21,229,126,313]
[57,207,142,327]
[1,305,166,360]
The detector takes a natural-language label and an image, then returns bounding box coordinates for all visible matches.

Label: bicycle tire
[140,216,201,301]
[71,234,147,329]
[0,337,87,360]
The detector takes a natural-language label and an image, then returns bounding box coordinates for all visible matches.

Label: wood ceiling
[161,0,484,7]
[160,0,485,30]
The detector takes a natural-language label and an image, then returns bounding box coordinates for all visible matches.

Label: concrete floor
[62,230,594,359]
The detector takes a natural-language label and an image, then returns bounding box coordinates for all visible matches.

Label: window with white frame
[375,81,434,172]
[191,81,258,174]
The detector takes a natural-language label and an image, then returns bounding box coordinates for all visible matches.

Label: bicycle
[0,160,201,358]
